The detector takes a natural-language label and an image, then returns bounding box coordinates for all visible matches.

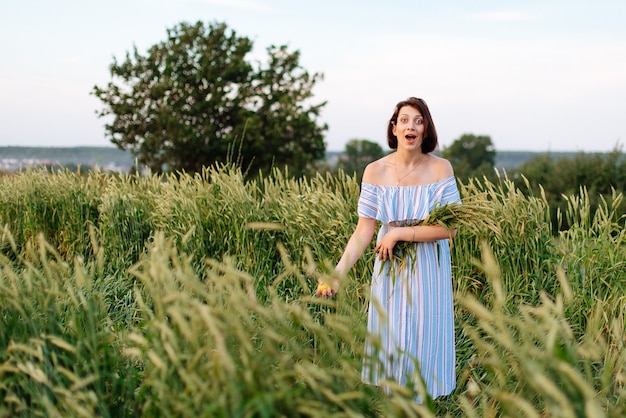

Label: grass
[0,165,624,417]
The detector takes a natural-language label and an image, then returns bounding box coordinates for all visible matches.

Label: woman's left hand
[375,229,399,261]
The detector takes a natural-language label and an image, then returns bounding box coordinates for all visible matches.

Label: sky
[1,0,625,153]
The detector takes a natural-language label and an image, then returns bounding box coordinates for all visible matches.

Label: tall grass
[0,165,624,416]
[0,168,100,260]
[453,172,560,306]
[0,232,140,416]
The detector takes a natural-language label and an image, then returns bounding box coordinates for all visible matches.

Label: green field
[0,165,624,417]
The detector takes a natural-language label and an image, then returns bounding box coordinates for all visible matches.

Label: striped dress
[358,176,460,401]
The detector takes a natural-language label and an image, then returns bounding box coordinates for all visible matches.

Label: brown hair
[387,97,438,152]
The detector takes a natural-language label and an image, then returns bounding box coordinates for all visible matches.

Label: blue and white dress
[358,176,460,400]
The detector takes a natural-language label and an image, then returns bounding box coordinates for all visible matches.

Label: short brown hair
[387,97,438,152]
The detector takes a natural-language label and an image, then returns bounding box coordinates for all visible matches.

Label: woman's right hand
[315,279,339,298]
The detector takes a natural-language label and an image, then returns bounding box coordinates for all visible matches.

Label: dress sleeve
[436,177,462,206]
[357,183,378,219]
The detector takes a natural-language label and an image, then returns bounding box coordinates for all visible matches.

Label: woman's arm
[317,216,377,297]
[335,216,377,275]
[375,224,457,262]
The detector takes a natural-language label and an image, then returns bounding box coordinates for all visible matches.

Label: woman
[318,97,460,401]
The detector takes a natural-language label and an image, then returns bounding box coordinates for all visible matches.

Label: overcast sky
[1,0,625,152]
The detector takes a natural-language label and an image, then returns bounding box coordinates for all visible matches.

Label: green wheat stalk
[394,193,500,257]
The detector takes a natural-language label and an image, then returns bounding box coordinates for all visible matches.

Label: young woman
[319,97,460,401]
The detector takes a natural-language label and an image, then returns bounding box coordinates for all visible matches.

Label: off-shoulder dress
[357,176,460,400]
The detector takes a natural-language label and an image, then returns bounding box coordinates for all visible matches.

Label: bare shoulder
[427,154,455,180]
[362,154,393,184]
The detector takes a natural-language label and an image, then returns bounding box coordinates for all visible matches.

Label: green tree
[441,133,496,180]
[514,147,626,230]
[92,21,327,176]
[336,139,385,181]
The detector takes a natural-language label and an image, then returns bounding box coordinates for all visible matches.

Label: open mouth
[405,134,417,141]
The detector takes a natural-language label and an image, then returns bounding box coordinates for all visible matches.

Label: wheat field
[0,165,624,417]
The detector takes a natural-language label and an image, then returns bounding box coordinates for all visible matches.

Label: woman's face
[393,105,425,150]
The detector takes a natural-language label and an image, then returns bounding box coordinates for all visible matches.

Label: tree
[441,133,496,180]
[92,21,327,176]
[513,146,626,230]
[336,139,385,181]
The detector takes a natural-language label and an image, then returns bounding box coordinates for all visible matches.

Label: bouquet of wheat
[394,192,500,256]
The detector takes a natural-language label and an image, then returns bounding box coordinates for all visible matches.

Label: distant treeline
[0,146,134,167]
[1,146,579,173]
[0,146,132,162]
